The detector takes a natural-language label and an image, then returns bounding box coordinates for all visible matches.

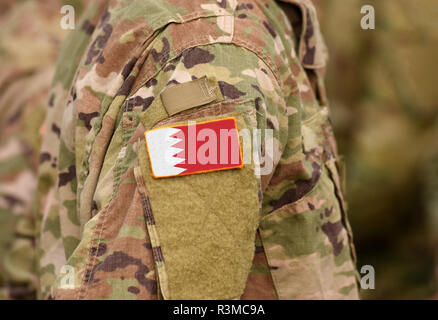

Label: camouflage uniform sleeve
[42,3,288,299]
[40,0,358,300]
[49,38,286,301]
[131,42,287,300]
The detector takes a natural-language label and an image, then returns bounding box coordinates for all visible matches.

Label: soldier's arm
[47,34,287,299]
[128,41,287,300]
[41,0,358,300]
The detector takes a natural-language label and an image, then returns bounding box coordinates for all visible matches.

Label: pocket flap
[137,101,260,299]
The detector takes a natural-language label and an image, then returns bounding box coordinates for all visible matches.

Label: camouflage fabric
[0,0,88,300]
[318,0,438,299]
[0,0,65,300]
[37,0,358,299]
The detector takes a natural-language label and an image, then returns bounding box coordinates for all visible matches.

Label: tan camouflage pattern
[36,0,358,299]
[0,0,70,300]
[0,0,91,301]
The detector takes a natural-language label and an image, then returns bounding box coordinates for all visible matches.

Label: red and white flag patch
[144,117,243,178]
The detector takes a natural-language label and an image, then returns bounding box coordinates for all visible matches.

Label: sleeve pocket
[136,99,261,299]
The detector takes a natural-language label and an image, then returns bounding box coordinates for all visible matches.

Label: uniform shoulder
[125,0,298,95]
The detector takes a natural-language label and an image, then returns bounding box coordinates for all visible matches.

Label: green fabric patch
[118,225,146,239]
[63,236,81,260]
[139,112,260,299]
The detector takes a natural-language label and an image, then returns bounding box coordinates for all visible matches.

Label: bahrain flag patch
[144,117,243,178]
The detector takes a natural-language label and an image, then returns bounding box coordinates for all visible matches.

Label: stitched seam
[78,168,132,299]
[77,204,107,300]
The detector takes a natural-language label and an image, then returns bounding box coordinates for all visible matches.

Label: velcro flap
[138,109,260,300]
[160,76,223,116]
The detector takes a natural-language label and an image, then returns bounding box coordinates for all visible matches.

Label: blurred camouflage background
[0,0,437,299]
[317,0,438,299]
[0,0,85,299]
